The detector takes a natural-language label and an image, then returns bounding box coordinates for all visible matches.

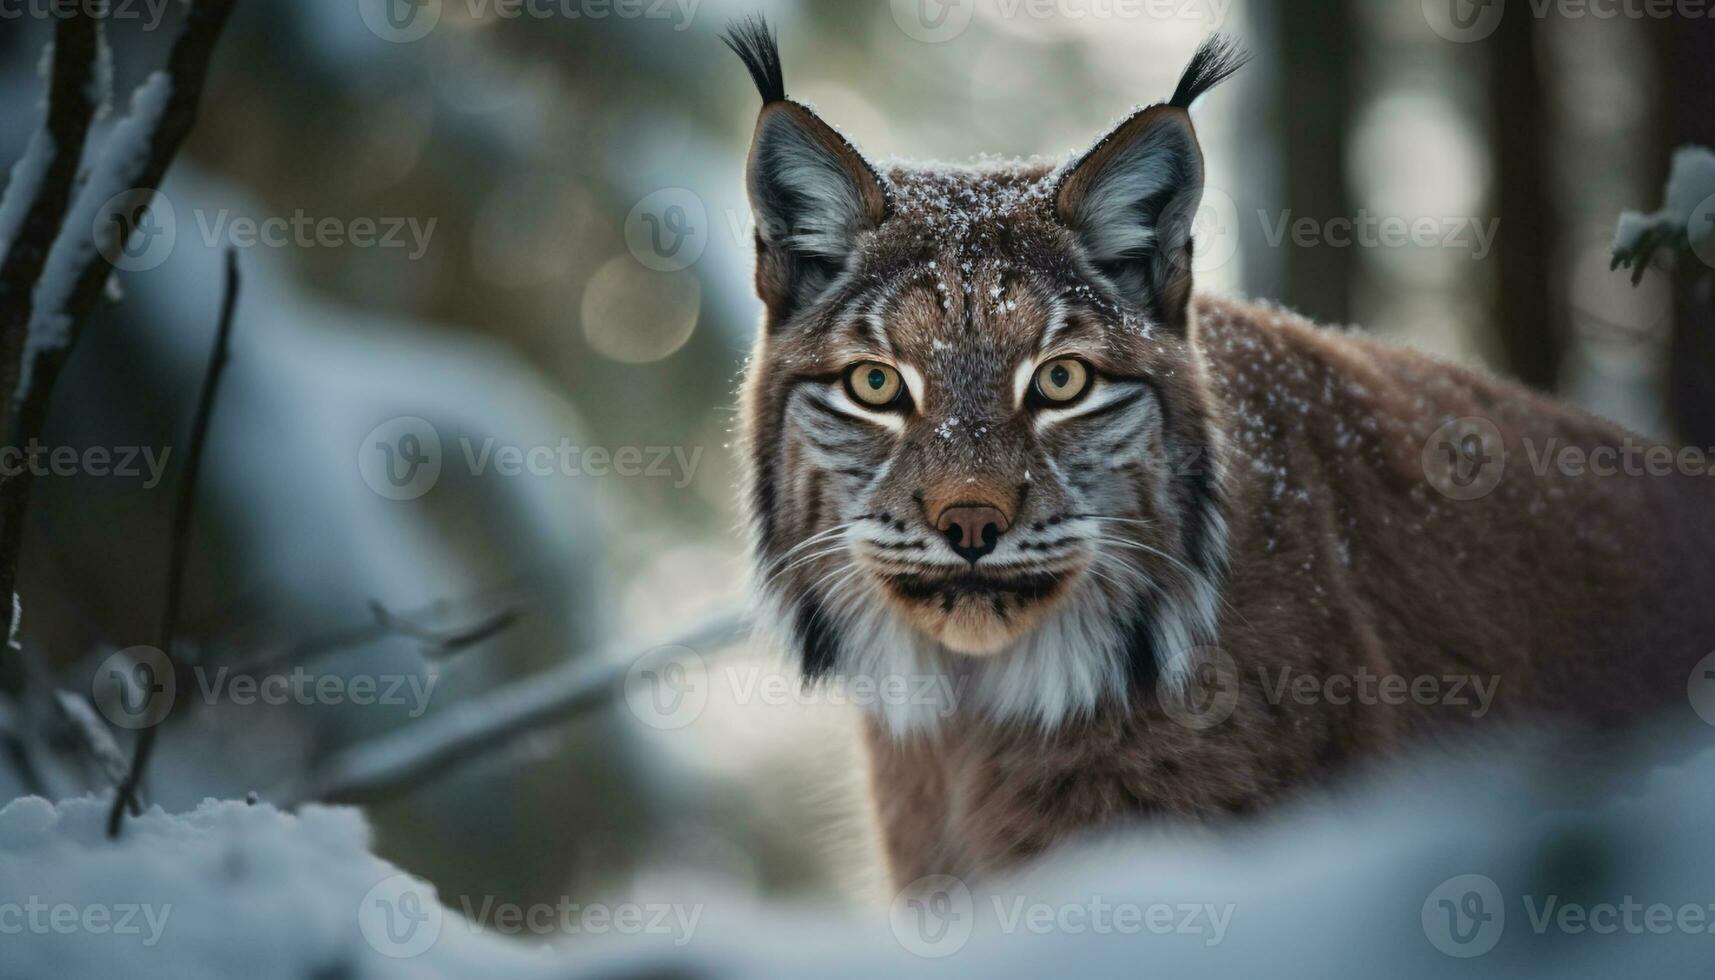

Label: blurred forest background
[0,0,1711,943]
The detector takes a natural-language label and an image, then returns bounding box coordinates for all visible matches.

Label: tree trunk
[1489,6,1562,391]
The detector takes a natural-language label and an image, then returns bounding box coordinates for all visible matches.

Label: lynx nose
[935,504,1011,564]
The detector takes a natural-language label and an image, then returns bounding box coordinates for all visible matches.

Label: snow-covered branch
[0,0,238,660]
[0,10,106,438]
[282,606,747,807]
[1611,145,1715,285]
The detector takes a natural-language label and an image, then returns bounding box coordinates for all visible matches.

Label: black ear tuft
[1168,33,1250,109]
[722,14,786,105]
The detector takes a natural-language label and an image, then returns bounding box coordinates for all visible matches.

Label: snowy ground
[2,723,1711,978]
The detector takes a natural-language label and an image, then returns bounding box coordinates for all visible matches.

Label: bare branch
[215,583,535,678]
[52,691,135,809]
[108,246,241,838]
[283,607,747,807]
[367,599,526,660]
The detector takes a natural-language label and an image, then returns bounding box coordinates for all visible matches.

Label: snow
[26,72,173,363]
[5,731,1715,977]
[0,795,559,980]
[0,130,55,259]
[1612,144,1715,254]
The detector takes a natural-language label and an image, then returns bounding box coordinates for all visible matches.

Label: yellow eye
[1034,358,1090,404]
[846,362,905,408]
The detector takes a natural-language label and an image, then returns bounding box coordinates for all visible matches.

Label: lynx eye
[845,362,905,409]
[1033,357,1090,404]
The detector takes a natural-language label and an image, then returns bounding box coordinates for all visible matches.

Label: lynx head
[727,17,1245,733]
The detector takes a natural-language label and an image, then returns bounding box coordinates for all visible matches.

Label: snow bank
[0,796,558,980]
[6,730,1715,979]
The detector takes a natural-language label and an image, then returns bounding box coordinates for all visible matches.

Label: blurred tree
[1278,0,1354,326]
[1658,16,1715,446]
[1489,6,1564,390]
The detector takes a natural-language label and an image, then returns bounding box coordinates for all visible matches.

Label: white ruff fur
[752,503,1227,736]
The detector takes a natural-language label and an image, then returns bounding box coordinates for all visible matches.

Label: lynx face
[728,21,1244,731]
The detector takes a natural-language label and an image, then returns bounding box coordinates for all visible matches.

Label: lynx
[723,16,1715,883]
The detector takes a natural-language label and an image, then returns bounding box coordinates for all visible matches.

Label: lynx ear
[724,17,891,321]
[1054,34,1247,332]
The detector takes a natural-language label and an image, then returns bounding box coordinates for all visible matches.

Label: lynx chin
[724,15,1715,883]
